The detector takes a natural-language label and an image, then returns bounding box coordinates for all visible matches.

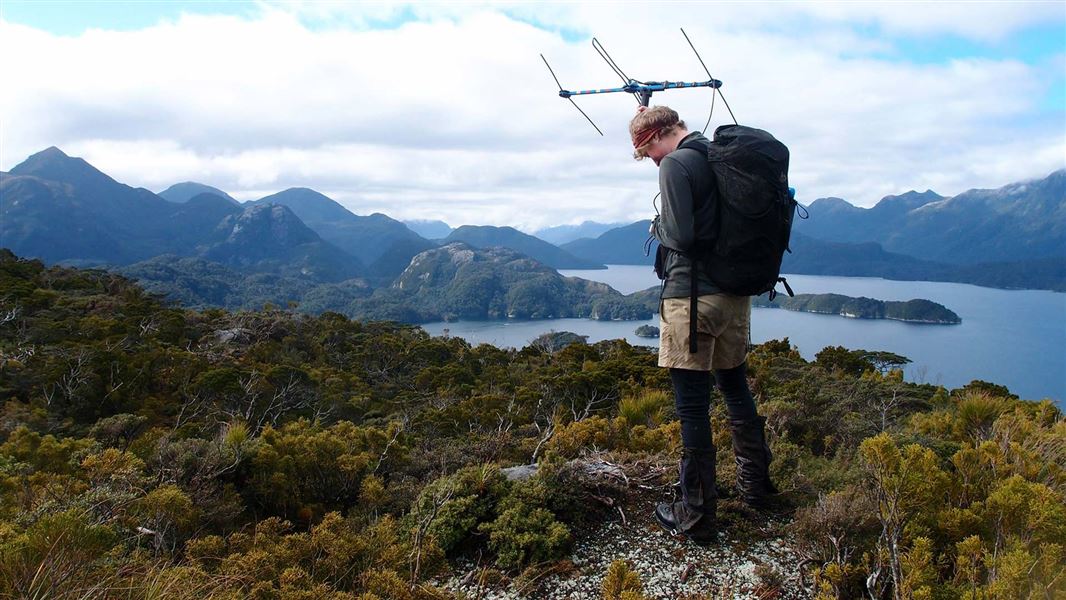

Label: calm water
[421,266,1066,402]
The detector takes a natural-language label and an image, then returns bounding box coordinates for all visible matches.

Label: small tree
[859,433,947,600]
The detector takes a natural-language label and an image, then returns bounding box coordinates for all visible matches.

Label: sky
[1,1,1063,231]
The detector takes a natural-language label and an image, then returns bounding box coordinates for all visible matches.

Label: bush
[602,559,646,600]
[0,510,118,598]
[546,416,676,459]
[790,485,878,598]
[955,390,1012,441]
[411,465,511,554]
[617,390,669,428]
[480,505,571,570]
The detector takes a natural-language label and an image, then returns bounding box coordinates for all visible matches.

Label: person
[630,105,777,545]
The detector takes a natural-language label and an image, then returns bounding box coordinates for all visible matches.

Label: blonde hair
[629,105,686,160]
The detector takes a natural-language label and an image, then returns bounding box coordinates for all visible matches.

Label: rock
[501,464,539,481]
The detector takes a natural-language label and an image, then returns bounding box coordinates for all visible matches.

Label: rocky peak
[217,203,321,247]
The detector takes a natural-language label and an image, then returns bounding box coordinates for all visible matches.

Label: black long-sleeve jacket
[652,131,721,298]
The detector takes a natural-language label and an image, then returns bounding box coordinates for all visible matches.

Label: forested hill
[346,242,649,322]
[0,249,1062,599]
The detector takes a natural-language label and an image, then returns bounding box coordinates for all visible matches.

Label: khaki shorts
[658,294,751,371]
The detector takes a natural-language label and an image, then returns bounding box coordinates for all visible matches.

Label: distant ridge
[444,225,605,270]
[561,220,655,266]
[404,219,453,240]
[248,188,434,280]
[559,171,1066,291]
[159,181,241,206]
[797,170,1065,264]
[533,221,625,245]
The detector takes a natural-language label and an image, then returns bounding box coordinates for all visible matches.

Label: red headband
[632,126,662,149]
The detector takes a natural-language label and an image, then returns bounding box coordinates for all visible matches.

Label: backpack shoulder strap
[673,137,712,355]
[676,138,706,154]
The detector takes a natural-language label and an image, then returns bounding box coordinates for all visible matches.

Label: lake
[421,266,1066,402]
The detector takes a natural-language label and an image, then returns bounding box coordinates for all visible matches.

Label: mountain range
[795,171,1066,264]
[0,148,641,320]
[2,147,191,265]
[1,148,362,281]
[2,146,1062,320]
[555,171,1065,291]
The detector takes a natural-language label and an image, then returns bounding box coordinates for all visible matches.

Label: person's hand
[636,105,647,114]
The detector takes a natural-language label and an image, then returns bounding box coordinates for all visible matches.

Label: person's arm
[653,155,696,252]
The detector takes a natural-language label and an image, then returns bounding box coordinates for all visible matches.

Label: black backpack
[677,124,798,352]
[680,124,797,297]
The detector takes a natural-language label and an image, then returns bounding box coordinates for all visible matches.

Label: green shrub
[546,416,676,458]
[602,559,645,600]
[617,390,669,428]
[480,505,571,570]
[955,390,1012,441]
[0,510,118,598]
[412,464,511,554]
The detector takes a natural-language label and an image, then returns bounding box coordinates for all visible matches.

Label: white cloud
[0,3,1062,231]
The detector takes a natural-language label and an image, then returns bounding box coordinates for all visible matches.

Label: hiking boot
[730,416,779,508]
[655,501,717,545]
[656,447,718,545]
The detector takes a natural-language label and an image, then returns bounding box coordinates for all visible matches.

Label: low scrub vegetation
[0,250,1061,598]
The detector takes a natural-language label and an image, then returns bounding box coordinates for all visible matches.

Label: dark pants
[670,361,757,450]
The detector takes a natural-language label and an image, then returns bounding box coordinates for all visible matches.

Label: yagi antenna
[541,28,733,136]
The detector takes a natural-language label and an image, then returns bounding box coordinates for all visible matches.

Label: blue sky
[6,1,1061,65]
[1,2,1063,227]
[0,1,256,34]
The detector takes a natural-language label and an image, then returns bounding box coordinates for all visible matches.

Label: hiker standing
[631,105,779,544]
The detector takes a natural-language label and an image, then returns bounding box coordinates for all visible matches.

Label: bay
[421,265,1065,402]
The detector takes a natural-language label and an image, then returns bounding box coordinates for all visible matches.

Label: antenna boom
[543,31,729,133]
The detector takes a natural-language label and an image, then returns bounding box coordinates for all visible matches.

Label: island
[752,293,961,324]
[635,324,660,337]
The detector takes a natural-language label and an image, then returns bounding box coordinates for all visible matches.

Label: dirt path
[438,496,811,599]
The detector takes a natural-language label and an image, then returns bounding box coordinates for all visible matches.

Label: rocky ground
[436,487,811,600]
